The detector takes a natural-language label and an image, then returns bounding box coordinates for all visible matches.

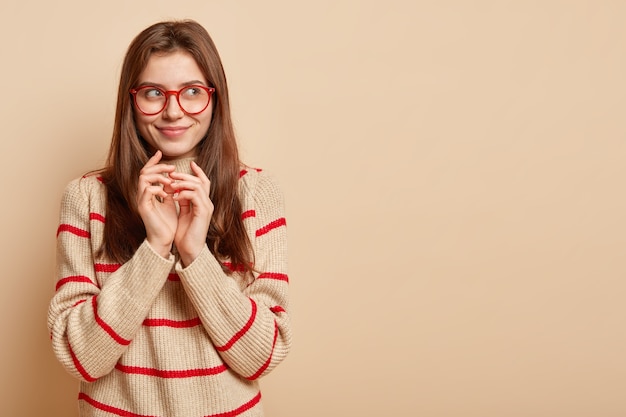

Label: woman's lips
[158,126,189,138]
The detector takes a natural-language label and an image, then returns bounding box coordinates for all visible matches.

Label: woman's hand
[137,151,178,258]
[170,161,214,267]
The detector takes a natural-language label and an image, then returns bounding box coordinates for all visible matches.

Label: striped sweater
[47,158,291,417]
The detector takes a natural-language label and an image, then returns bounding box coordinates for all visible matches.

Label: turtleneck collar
[163,157,196,175]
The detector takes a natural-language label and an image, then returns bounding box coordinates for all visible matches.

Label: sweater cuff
[106,240,175,307]
[174,245,223,279]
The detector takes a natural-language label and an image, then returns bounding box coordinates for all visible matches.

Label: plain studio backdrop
[1,1,625,416]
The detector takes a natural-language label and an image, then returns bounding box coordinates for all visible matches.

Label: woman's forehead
[138,50,207,87]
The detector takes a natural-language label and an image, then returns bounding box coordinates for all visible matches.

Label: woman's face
[133,50,214,160]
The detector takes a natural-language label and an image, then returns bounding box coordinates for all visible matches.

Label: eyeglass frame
[129,85,216,116]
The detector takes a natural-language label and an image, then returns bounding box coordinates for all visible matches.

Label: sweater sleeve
[175,172,291,380]
[47,177,174,382]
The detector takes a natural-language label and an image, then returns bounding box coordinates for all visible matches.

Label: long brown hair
[98,20,253,274]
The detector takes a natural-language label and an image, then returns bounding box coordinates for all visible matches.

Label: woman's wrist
[178,246,204,268]
[146,239,173,259]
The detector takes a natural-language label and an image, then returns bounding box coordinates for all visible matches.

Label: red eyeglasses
[130,85,216,115]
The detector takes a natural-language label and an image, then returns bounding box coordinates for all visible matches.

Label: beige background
[1,1,625,416]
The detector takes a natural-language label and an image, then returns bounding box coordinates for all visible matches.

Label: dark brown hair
[98,20,253,274]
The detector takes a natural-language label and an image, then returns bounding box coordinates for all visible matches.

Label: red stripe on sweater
[222,262,247,272]
[73,299,87,307]
[241,209,256,220]
[257,272,289,283]
[89,212,106,223]
[239,168,262,178]
[79,391,261,417]
[205,391,262,417]
[57,224,90,238]
[168,273,180,281]
[92,297,131,346]
[70,346,96,382]
[81,174,104,181]
[216,298,257,352]
[246,321,279,380]
[143,317,201,328]
[270,305,286,314]
[78,393,150,417]
[95,263,121,273]
[115,363,228,378]
[256,218,286,237]
[56,275,98,291]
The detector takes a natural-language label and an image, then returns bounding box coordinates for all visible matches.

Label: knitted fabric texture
[48,159,290,417]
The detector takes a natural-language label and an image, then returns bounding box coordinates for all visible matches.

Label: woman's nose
[162,93,184,119]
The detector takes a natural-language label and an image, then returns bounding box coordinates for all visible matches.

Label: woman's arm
[47,177,174,381]
[176,171,291,379]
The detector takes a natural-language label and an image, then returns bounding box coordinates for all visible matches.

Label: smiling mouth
[158,126,189,137]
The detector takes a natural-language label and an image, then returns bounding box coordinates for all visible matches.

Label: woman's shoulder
[238,165,285,210]
[62,171,106,202]
[238,166,261,187]
[239,166,283,195]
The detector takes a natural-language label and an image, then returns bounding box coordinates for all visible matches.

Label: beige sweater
[48,159,290,417]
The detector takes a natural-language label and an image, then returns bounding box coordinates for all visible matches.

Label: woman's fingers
[147,149,163,165]
[137,153,212,218]
[138,151,177,199]
[190,161,210,181]
[170,162,213,266]
[138,184,168,204]
[171,180,213,212]
[169,163,211,202]
[135,151,181,256]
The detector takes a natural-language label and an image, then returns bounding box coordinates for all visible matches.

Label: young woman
[48,20,290,417]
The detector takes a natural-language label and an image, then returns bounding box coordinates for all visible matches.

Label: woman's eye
[143,88,163,98]
[183,87,202,97]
